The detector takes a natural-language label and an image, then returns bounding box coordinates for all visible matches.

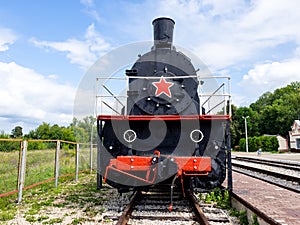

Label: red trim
[104,155,211,184]
[98,114,230,121]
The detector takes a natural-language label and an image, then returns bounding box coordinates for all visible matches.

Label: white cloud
[80,0,94,7]
[145,0,300,72]
[30,24,110,70]
[80,0,101,23]
[239,58,300,102]
[0,27,17,51]
[0,61,76,132]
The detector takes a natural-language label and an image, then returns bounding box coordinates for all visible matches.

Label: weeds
[198,189,231,209]
[0,172,110,224]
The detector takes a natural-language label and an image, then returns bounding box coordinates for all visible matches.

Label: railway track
[233,156,300,171]
[110,187,233,225]
[232,156,300,193]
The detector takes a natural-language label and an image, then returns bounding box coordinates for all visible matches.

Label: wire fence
[0,139,97,202]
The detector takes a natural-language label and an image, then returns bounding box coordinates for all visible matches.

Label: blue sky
[1,0,300,134]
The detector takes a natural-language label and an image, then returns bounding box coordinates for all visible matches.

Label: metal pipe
[205,100,225,114]
[242,116,249,152]
[102,84,125,107]
[228,77,232,117]
[102,101,121,115]
[201,83,225,107]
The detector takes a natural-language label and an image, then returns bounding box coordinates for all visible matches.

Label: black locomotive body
[97,18,232,195]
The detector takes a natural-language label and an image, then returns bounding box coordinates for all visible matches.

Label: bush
[238,136,279,152]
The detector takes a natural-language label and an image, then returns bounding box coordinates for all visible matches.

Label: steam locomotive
[97,18,232,197]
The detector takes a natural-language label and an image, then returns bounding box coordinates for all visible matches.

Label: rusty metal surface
[186,190,210,225]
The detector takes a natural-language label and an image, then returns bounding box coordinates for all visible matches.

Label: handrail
[96,74,231,116]
[102,84,125,107]
[206,100,226,114]
[102,101,121,115]
[201,83,225,107]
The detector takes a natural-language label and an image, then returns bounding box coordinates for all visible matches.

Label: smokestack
[152,17,175,48]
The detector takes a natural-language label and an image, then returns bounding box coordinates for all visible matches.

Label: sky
[1,0,300,134]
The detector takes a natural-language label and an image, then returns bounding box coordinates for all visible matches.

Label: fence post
[17,141,23,190]
[90,142,93,173]
[75,143,79,181]
[55,140,60,188]
[18,140,27,203]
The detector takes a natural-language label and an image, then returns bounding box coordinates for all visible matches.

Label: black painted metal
[152,17,175,48]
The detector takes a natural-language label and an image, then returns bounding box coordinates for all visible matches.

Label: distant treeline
[0,116,96,152]
[231,81,300,148]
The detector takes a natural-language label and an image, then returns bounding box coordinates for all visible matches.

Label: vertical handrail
[17,140,27,203]
[228,77,231,117]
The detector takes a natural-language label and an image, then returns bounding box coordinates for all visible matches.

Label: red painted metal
[173,157,211,176]
[97,114,230,121]
[103,155,211,184]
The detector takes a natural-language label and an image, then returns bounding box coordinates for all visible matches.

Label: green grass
[0,147,93,197]
[0,172,110,224]
[0,151,20,194]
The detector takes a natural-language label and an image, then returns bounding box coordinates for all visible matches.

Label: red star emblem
[152,76,174,98]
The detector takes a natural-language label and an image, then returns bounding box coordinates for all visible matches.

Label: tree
[35,122,51,139]
[231,106,259,147]
[70,116,97,143]
[11,126,23,138]
[254,82,300,136]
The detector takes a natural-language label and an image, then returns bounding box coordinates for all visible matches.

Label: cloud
[80,0,101,23]
[0,27,17,51]
[30,24,110,70]
[144,0,300,72]
[0,61,76,132]
[239,57,300,102]
[80,0,94,7]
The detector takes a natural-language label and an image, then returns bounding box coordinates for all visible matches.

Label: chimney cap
[152,17,175,25]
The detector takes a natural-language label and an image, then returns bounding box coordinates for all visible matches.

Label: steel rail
[232,162,300,183]
[185,190,210,225]
[116,191,141,225]
[232,167,300,193]
[234,156,300,171]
